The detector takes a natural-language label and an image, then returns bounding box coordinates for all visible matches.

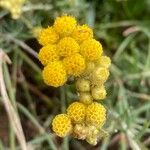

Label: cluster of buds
[76,55,111,104]
[0,0,25,19]
[37,15,111,145]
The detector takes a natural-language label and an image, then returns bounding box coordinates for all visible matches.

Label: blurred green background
[0,0,150,149]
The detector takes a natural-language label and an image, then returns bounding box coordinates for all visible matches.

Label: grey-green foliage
[0,0,150,149]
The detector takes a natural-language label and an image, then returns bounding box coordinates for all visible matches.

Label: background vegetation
[0,0,150,149]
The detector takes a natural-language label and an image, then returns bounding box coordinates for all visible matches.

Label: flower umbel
[42,61,67,87]
[57,37,79,57]
[86,102,106,128]
[63,54,85,76]
[54,15,77,36]
[80,39,103,61]
[67,102,86,124]
[38,44,58,66]
[71,25,93,43]
[52,114,72,137]
[38,27,59,46]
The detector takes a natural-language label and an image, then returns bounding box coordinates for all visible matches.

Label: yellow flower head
[67,102,86,124]
[92,67,110,83]
[86,102,106,128]
[91,86,107,100]
[42,61,67,87]
[57,37,79,57]
[38,27,59,46]
[54,15,77,36]
[63,54,85,76]
[80,39,103,61]
[52,114,72,137]
[79,92,93,105]
[38,44,59,66]
[76,78,90,92]
[96,56,111,68]
[71,25,93,43]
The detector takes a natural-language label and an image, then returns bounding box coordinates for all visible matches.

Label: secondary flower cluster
[0,0,25,19]
[52,54,111,145]
[38,15,103,87]
[37,15,111,145]
[52,102,106,145]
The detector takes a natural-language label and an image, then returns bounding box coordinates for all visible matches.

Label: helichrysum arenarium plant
[37,15,111,145]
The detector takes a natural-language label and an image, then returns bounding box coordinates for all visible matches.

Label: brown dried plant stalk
[0,50,28,150]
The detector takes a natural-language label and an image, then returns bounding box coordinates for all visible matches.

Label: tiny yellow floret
[71,25,93,43]
[80,39,103,61]
[57,37,79,57]
[54,15,77,36]
[67,102,86,124]
[63,54,85,76]
[52,114,72,137]
[91,86,106,100]
[38,44,59,66]
[38,27,59,46]
[86,102,106,128]
[96,56,111,68]
[42,61,67,87]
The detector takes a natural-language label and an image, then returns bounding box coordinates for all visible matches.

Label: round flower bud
[52,114,72,137]
[80,39,103,61]
[38,27,59,45]
[42,61,67,87]
[79,92,93,105]
[71,25,93,43]
[86,102,106,128]
[57,37,79,57]
[54,15,77,36]
[92,67,109,83]
[86,125,99,145]
[91,86,106,100]
[72,124,88,140]
[76,79,90,92]
[63,54,85,76]
[67,102,86,124]
[82,62,95,77]
[38,44,59,66]
[96,56,111,68]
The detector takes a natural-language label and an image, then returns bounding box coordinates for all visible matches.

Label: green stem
[60,85,69,150]
[0,139,5,150]
[17,103,57,150]
[9,124,16,150]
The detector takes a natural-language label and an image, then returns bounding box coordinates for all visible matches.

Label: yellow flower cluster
[37,15,105,87]
[0,0,25,19]
[37,15,111,145]
[52,101,106,145]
